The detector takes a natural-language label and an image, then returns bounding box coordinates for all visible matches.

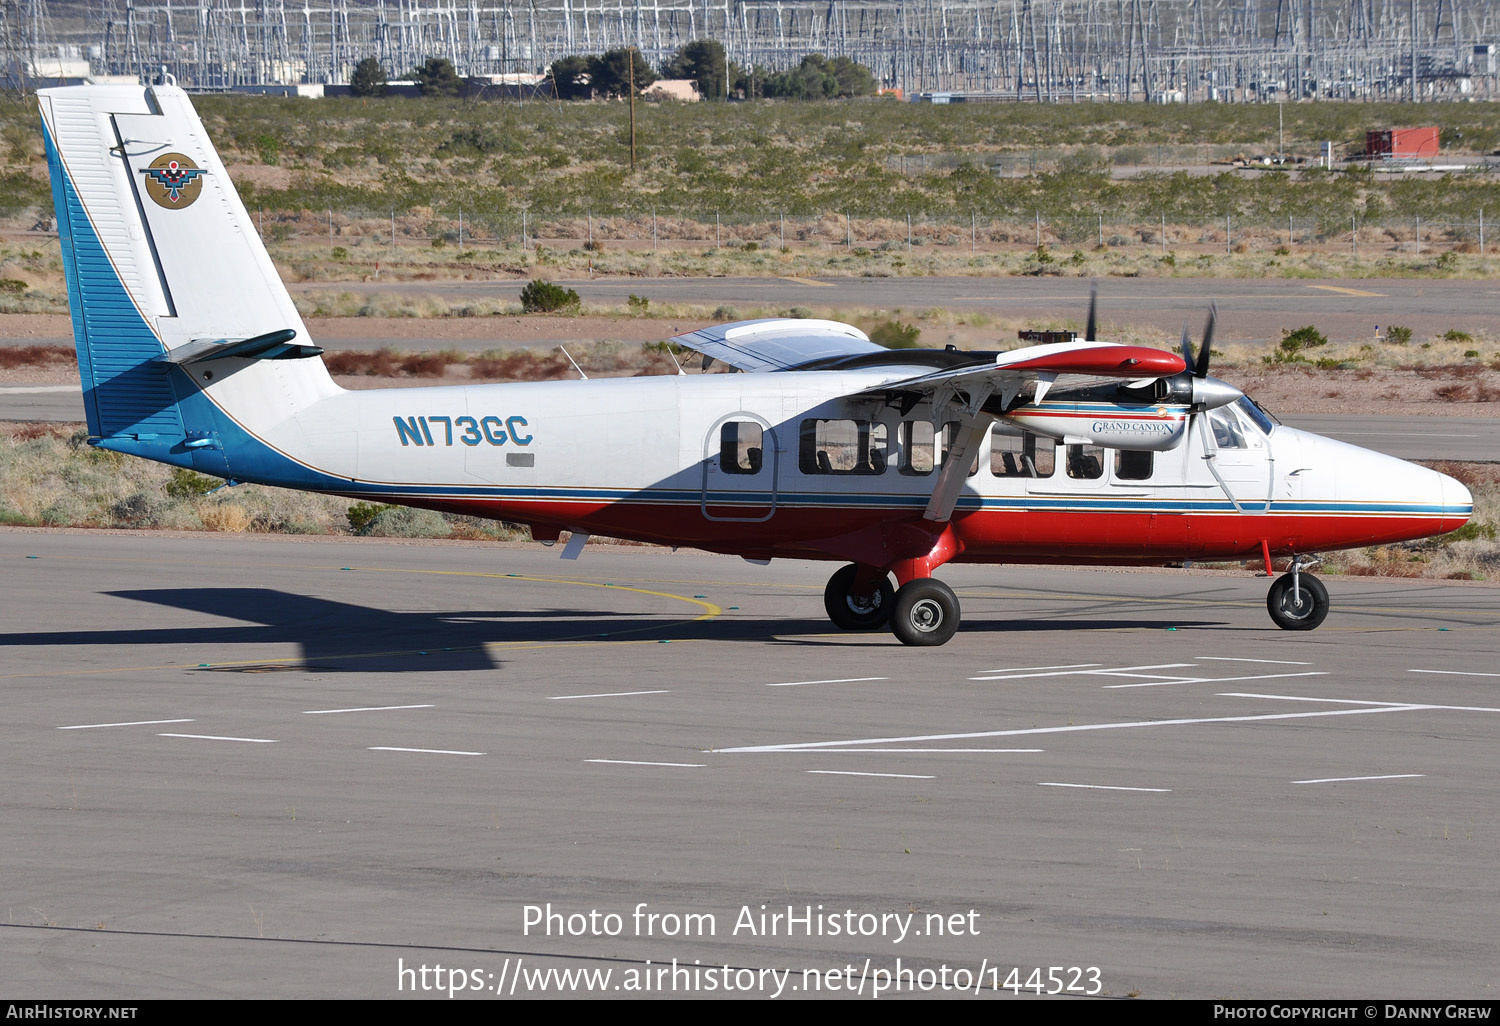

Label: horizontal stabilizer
[159,329,322,365]
[669,318,882,373]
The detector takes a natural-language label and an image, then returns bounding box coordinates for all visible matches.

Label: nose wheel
[890,578,960,646]
[1267,560,1329,631]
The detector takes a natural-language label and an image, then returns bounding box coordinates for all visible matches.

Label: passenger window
[991,424,1055,478]
[800,419,888,475]
[1114,449,1153,481]
[719,421,764,475]
[901,420,936,475]
[1066,443,1105,480]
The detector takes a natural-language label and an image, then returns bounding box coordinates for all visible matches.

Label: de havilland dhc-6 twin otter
[38,83,1474,645]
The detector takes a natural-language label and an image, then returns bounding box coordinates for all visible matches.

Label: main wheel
[823,564,895,630]
[890,578,960,647]
[1266,572,1329,631]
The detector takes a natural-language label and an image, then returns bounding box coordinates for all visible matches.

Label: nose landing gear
[1267,555,1328,631]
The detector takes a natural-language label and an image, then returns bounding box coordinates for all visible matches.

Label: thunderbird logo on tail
[140,153,207,207]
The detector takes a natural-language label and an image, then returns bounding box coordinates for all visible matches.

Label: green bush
[1443,329,1474,344]
[1385,325,1412,345]
[1279,325,1329,354]
[346,501,395,532]
[164,468,223,498]
[520,279,581,314]
[627,294,649,315]
[0,278,26,295]
[869,319,921,349]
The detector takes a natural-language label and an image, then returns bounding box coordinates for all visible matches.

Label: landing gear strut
[823,564,895,630]
[890,578,960,647]
[1267,556,1329,631]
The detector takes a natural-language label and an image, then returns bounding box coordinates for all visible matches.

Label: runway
[292,275,1500,344]
[4,532,1500,997]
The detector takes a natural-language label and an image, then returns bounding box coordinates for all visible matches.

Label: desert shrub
[627,294,650,315]
[520,279,581,314]
[869,319,921,349]
[1385,325,1412,345]
[1279,325,1328,354]
[1443,329,1474,344]
[164,468,223,498]
[346,501,395,533]
[0,278,26,295]
[361,505,452,538]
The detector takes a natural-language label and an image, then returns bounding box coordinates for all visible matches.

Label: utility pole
[628,47,636,171]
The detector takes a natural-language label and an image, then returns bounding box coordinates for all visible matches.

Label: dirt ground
[5,311,1500,420]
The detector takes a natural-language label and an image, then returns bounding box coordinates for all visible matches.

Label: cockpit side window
[992,424,1056,478]
[1236,396,1276,434]
[1066,443,1105,480]
[1208,408,1247,449]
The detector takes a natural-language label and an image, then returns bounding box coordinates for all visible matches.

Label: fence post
[458,208,463,250]
[1289,215,1293,245]
[1481,208,1486,255]
[1098,214,1102,248]
[652,209,657,252]
[971,212,976,253]
[391,209,396,251]
[716,211,720,249]
[847,212,852,250]
[1415,216,1421,254]
[1035,211,1040,248]
[907,211,912,251]
[1226,215,1231,254]
[780,212,785,250]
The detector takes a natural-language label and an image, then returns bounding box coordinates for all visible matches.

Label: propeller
[1084,282,1098,343]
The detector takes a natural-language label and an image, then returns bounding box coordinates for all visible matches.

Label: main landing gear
[824,565,961,646]
[1266,556,1329,631]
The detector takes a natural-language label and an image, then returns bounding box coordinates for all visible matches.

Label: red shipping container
[1366,127,1440,159]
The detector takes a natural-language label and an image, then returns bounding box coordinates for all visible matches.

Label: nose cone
[1439,471,1474,534]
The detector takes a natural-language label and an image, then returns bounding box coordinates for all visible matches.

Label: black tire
[823,564,895,631]
[890,578,961,647]
[1266,572,1329,631]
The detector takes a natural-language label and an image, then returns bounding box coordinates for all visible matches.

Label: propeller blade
[1196,303,1217,377]
[1180,322,1193,369]
[1085,283,1097,343]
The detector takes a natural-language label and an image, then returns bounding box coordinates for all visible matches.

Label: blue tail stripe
[44,120,183,445]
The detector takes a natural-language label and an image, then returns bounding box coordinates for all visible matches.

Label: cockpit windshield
[1236,395,1277,434]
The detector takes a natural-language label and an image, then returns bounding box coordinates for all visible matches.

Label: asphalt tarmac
[3,533,1499,998]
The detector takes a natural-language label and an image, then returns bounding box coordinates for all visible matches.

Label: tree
[410,57,462,97]
[662,39,727,100]
[763,54,878,99]
[548,55,594,100]
[349,57,387,97]
[588,49,656,99]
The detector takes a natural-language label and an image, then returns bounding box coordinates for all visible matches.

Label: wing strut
[923,384,995,523]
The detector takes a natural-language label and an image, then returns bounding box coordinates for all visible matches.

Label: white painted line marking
[59,718,193,730]
[303,704,435,715]
[807,748,1043,753]
[808,770,935,780]
[1224,692,1500,714]
[369,746,485,756]
[549,690,670,700]
[971,662,1192,681]
[768,676,888,688]
[977,663,1103,674]
[1039,782,1172,793]
[1104,671,1329,690]
[1293,774,1425,785]
[1411,669,1500,678]
[160,733,278,743]
[716,705,1416,753]
[1199,657,1314,665]
[586,759,705,768]
[0,384,81,394]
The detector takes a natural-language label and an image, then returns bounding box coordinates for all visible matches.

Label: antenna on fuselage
[558,346,588,380]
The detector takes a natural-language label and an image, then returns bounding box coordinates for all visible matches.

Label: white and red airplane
[38,82,1473,645]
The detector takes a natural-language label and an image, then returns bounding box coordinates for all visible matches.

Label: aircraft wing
[860,340,1186,408]
[669,318,885,372]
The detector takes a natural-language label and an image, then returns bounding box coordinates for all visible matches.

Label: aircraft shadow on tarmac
[0,587,1226,671]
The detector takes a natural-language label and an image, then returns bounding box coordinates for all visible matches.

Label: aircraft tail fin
[39,82,337,470]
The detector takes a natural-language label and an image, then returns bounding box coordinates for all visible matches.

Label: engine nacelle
[1006,400,1189,452]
